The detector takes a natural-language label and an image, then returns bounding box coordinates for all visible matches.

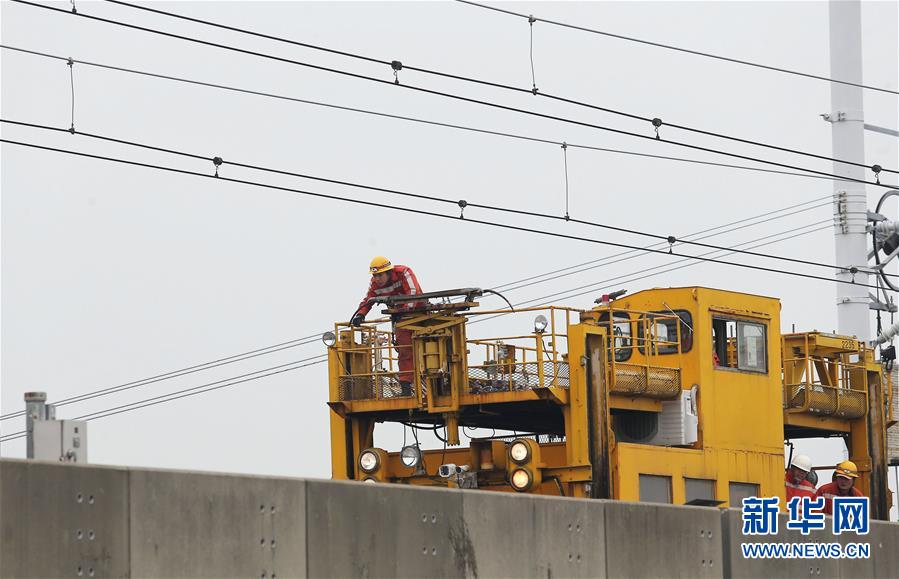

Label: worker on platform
[353,256,423,396]
[815,460,863,515]
[785,454,816,502]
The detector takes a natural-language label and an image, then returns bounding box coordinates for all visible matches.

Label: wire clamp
[872,164,882,185]
[652,118,663,140]
[391,60,403,85]
[850,266,858,283]
[70,0,77,14]
[667,235,676,253]
[458,199,467,219]
[212,156,223,177]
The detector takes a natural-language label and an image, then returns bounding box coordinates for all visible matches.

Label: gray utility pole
[24,391,55,458]
[828,0,870,341]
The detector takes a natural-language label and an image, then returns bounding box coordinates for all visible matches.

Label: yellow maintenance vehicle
[324,286,896,519]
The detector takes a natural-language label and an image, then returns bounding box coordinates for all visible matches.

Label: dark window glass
[729,482,759,508]
[597,312,632,362]
[639,474,672,504]
[637,310,693,355]
[712,317,767,374]
[685,478,715,504]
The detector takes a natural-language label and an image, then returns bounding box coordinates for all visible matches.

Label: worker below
[353,256,423,396]
[815,460,863,515]
[784,454,816,502]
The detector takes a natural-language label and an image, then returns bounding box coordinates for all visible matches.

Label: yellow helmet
[369,256,393,275]
[835,460,859,479]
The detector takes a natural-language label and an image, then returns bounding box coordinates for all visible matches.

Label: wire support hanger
[528,15,538,95]
[66,56,75,133]
[454,0,899,97]
[561,142,570,220]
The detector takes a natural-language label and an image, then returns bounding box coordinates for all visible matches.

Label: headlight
[534,315,549,333]
[509,439,531,464]
[400,444,422,468]
[362,477,377,484]
[510,468,533,491]
[321,331,337,347]
[359,449,380,473]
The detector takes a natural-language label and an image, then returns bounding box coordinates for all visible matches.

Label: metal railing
[330,306,686,402]
[332,324,411,401]
[782,333,869,419]
[465,306,577,394]
[598,307,687,400]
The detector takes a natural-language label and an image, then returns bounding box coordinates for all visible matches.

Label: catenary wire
[0,44,866,187]
[0,334,323,421]
[487,196,833,290]
[0,222,826,437]
[0,357,327,442]
[529,225,832,307]
[0,195,829,423]
[471,223,832,326]
[497,219,832,295]
[3,119,889,281]
[97,0,898,174]
[481,221,830,313]
[6,2,897,186]
[455,0,899,97]
[1,137,886,292]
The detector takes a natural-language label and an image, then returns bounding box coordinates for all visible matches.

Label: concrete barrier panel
[604,501,722,578]
[305,480,464,578]
[834,519,877,578]
[722,510,842,578]
[460,490,606,578]
[532,494,606,577]
[869,520,899,578]
[128,468,306,578]
[0,459,129,579]
[460,490,537,578]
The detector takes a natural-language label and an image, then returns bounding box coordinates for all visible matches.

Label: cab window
[712,317,767,373]
[598,311,632,362]
[637,310,693,355]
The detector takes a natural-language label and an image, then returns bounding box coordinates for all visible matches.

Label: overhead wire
[496,218,833,296]
[486,196,833,291]
[0,194,831,424]
[7,1,898,186]
[536,225,832,306]
[455,0,899,97]
[0,44,868,187]
[0,332,323,421]
[2,3,885,435]
[471,222,832,326]
[2,137,886,292]
[95,0,899,174]
[0,220,828,436]
[3,119,890,281]
[0,356,328,442]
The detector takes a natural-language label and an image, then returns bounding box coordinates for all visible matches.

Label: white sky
[1,0,897,517]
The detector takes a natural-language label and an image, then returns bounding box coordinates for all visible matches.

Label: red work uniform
[357,265,423,383]
[784,471,816,502]
[815,481,863,515]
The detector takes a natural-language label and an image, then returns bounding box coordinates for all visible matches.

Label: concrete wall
[2,459,897,578]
